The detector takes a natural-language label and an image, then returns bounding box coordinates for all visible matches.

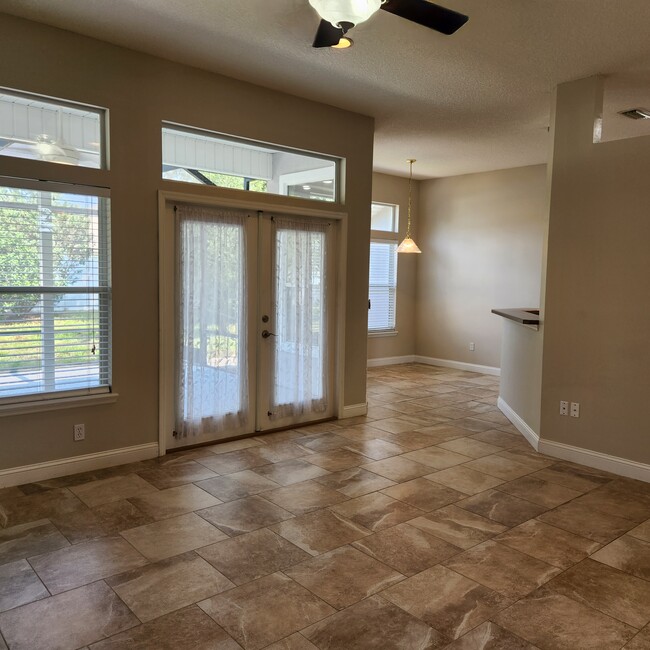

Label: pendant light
[308,0,382,28]
[397,159,421,254]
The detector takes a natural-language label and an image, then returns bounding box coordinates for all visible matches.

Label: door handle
[261,330,277,339]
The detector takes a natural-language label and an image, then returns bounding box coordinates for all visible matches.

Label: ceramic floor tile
[314,467,396,497]
[91,499,154,534]
[302,595,446,649]
[443,621,539,649]
[408,505,506,549]
[271,509,370,555]
[629,519,650,542]
[0,581,138,650]
[626,626,650,649]
[381,478,465,511]
[529,464,612,493]
[425,466,504,495]
[444,540,562,599]
[0,559,48,613]
[30,535,148,594]
[88,605,241,649]
[495,450,554,472]
[106,551,234,622]
[302,449,367,472]
[403,447,473,470]
[199,572,334,650]
[570,485,650,524]
[297,433,354,452]
[252,459,330,486]
[352,522,460,576]
[121,512,227,561]
[405,425,470,444]
[591,535,650,580]
[198,528,310,584]
[437,437,503,459]
[0,488,82,529]
[463,456,535,481]
[135,460,219,490]
[456,489,548,527]
[496,476,582,508]
[342,438,407,460]
[198,495,294,537]
[70,474,158,508]
[264,633,317,650]
[380,430,453,451]
[129,484,221,520]
[450,417,496,433]
[495,519,600,569]
[494,589,636,650]
[205,438,264,454]
[195,470,280,502]
[0,519,69,566]
[381,564,511,640]
[197,449,269,475]
[330,492,423,532]
[545,558,650,629]
[284,545,404,609]
[538,500,637,543]
[262,481,348,515]
[469,430,522,448]
[365,418,419,434]
[360,456,433,482]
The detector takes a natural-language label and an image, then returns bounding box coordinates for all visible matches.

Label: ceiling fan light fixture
[331,36,354,48]
[309,0,382,28]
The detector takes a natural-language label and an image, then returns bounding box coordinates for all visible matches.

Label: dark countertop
[491,308,540,330]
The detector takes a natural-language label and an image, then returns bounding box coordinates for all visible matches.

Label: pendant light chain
[397,158,422,254]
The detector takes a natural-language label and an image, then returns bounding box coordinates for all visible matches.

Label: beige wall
[367,172,419,360]
[415,165,547,369]
[541,76,650,464]
[0,16,374,470]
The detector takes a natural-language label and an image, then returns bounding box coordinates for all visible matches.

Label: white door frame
[158,189,348,456]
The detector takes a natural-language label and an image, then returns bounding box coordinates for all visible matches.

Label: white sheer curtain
[175,204,248,438]
[270,216,329,420]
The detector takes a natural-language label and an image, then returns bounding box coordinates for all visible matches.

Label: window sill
[368,330,399,338]
[0,392,119,417]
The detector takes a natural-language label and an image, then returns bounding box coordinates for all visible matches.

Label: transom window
[0,180,112,404]
[368,202,399,334]
[0,89,105,169]
[162,124,339,203]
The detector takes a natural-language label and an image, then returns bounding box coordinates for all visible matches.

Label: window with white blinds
[368,239,398,332]
[0,182,112,403]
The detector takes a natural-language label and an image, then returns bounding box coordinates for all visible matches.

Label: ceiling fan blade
[313,19,345,47]
[381,0,468,35]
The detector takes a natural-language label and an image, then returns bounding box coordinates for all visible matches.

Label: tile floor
[1,364,649,649]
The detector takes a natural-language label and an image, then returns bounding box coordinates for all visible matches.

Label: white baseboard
[340,402,368,418]
[414,356,501,376]
[0,442,160,488]
[367,355,415,368]
[498,397,539,450]
[538,439,650,484]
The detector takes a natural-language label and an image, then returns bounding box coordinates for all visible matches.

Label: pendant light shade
[308,0,382,27]
[397,159,421,254]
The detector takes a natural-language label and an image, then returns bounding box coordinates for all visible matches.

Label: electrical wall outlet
[570,402,580,418]
[73,423,85,441]
[469,342,475,351]
[559,401,569,416]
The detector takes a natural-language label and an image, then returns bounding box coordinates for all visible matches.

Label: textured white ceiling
[3,0,650,178]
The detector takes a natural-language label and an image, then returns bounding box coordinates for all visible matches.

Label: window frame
[0,176,114,415]
[368,202,399,336]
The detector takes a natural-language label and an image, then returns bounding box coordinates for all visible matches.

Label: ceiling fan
[309,0,469,48]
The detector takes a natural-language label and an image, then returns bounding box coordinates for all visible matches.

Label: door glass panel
[271,218,328,420]
[175,205,248,438]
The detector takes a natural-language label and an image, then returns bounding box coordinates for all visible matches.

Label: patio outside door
[168,203,335,449]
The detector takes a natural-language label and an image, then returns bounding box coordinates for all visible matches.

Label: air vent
[619,108,650,120]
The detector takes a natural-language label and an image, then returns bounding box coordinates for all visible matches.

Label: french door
[168,202,336,449]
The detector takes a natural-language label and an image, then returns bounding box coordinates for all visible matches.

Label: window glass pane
[368,240,397,331]
[0,91,104,169]
[162,125,337,202]
[0,184,111,401]
[371,203,397,232]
